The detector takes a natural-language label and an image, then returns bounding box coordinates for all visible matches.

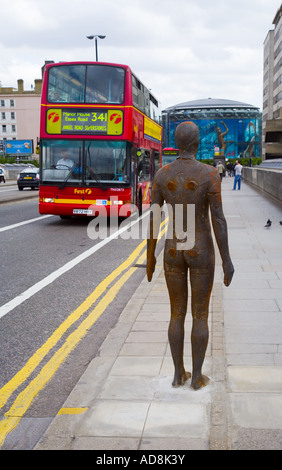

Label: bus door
[137,149,151,208]
[151,150,160,178]
[131,147,138,207]
[146,150,160,202]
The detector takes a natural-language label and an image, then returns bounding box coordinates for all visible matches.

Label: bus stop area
[33,176,282,451]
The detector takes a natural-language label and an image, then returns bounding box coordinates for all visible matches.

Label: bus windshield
[47,64,125,104]
[162,148,179,166]
[41,140,130,185]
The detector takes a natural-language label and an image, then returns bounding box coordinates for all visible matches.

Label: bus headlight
[43,197,54,203]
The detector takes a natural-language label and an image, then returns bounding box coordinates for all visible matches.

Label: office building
[263,4,282,159]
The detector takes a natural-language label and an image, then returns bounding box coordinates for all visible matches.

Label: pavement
[34,176,282,451]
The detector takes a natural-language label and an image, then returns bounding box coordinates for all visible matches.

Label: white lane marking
[0,215,54,233]
[0,211,149,320]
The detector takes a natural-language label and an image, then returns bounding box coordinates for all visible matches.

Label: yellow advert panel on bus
[144,116,162,143]
[46,109,123,135]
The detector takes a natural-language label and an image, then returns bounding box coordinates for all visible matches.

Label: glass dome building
[162,98,262,160]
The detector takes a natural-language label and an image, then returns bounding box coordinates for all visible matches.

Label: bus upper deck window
[48,65,86,103]
[86,65,125,104]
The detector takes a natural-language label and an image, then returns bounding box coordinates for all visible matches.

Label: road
[0,180,39,205]
[0,185,165,449]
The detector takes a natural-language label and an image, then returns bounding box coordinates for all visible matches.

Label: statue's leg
[189,267,214,389]
[165,269,191,387]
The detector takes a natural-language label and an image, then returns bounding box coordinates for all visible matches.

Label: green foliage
[200,159,213,165]
[0,156,39,167]
[227,157,262,166]
[198,157,262,166]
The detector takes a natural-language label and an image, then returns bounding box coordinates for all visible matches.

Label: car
[17,167,40,190]
[0,167,6,183]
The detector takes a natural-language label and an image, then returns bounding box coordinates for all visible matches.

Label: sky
[0,0,281,111]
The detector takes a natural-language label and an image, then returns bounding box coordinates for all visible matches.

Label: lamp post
[86,35,106,61]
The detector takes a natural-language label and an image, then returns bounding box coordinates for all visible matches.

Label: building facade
[0,78,42,159]
[162,98,261,161]
[263,5,282,159]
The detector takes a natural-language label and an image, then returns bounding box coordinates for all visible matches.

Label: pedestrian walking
[233,160,243,190]
[227,161,234,177]
[217,161,224,181]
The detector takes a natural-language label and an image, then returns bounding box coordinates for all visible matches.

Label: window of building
[12,125,16,133]
[11,112,15,120]
[2,125,7,133]
[10,99,15,107]
[0,100,5,107]
[1,112,6,120]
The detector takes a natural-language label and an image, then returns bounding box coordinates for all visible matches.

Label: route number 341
[91,112,107,122]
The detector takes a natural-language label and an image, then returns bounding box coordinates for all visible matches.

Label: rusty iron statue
[147,121,234,390]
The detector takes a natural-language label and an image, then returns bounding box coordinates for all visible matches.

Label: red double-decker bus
[39,61,162,218]
[161,147,179,166]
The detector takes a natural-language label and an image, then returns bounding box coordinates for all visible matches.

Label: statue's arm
[208,187,234,287]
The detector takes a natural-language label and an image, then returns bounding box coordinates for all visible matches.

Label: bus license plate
[73,209,93,215]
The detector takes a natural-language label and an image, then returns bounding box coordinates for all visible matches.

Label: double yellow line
[0,218,167,447]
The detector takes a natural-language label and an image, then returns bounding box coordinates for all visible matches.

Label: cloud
[3,0,58,40]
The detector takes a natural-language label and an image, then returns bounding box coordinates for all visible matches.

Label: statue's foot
[172,371,191,387]
[191,374,210,390]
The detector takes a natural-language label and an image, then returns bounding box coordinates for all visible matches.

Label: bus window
[41,140,82,182]
[48,65,85,103]
[138,150,150,182]
[132,74,146,114]
[85,65,125,104]
[162,148,179,166]
[85,141,130,184]
[153,151,160,176]
[150,93,162,124]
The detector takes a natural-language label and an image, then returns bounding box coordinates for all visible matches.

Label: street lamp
[86,35,106,61]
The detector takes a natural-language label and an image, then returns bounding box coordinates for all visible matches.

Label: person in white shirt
[233,160,243,190]
[56,150,74,170]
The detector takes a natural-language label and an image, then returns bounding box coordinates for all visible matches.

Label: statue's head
[175,121,199,155]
